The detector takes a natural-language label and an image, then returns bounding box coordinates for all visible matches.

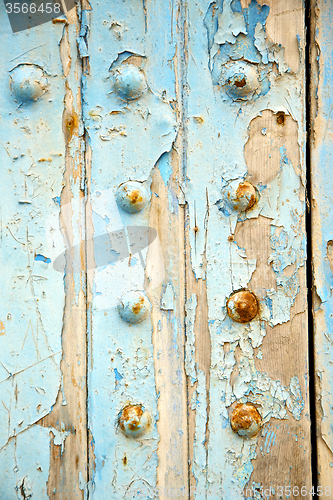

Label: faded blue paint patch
[84,0,179,497]
[114,368,124,391]
[35,254,51,264]
[157,151,173,186]
[53,196,61,205]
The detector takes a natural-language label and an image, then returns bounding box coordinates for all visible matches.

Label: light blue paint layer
[83,0,179,496]
[0,6,66,489]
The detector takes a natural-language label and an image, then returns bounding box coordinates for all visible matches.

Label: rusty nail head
[116,181,149,213]
[223,62,259,101]
[226,290,259,323]
[118,404,151,438]
[223,180,259,213]
[230,403,262,438]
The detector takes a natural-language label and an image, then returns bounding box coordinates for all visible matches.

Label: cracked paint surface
[0,9,66,497]
[83,0,179,497]
[185,0,309,495]
[0,0,313,496]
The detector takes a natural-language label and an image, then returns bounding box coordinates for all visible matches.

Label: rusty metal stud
[113,65,146,101]
[222,62,259,101]
[230,403,262,438]
[118,290,150,324]
[226,290,259,323]
[118,404,151,438]
[9,64,48,102]
[116,181,149,213]
[227,181,259,212]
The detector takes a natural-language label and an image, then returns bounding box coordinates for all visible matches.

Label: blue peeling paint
[35,254,51,264]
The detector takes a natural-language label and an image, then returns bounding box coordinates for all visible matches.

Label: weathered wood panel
[185,0,311,497]
[0,1,320,498]
[311,0,333,492]
[0,5,88,498]
[82,1,188,498]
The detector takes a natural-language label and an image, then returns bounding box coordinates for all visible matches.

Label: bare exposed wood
[40,10,88,499]
[184,1,311,497]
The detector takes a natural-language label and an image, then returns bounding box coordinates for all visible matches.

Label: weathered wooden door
[0,0,332,498]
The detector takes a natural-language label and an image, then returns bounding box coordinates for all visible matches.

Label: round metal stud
[118,404,151,438]
[226,290,259,323]
[227,181,259,212]
[230,403,262,438]
[118,290,150,324]
[113,65,146,101]
[222,62,259,101]
[9,64,48,102]
[116,181,149,213]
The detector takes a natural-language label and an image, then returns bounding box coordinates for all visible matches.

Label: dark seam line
[305,0,319,495]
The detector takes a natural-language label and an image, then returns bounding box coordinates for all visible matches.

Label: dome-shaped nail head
[227,290,259,323]
[230,403,262,438]
[223,62,259,101]
[113,65,146,101]
[118,290,150,324]
[116,181,149,213]
[118,404,151,438]
[9,64,48,102]
[228,181,259,212]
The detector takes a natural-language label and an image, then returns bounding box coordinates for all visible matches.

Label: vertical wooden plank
[83,1,188,498]
[185,0,311,497]
[311,0,333,492]
[0,5,88,498]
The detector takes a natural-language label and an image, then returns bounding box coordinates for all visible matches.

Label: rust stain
[71,364,77,388]
[276,111,285,125]
[233,77,246,88]
[123,454,127,466]
[128,189,143,205]
[52,18,68,24]
[0,321,5,335]
[64,112,79,142]
[132,296,145,315]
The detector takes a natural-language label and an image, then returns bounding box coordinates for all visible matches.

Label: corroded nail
[116,181,149,213]
[223,62,259,100]
[118,404,151,438]
[118,290,150,323]
[230,403,262,438]
[9,64,48,102]
[113,65,146,101]
[226,290,259,323]
[227,181,259,212]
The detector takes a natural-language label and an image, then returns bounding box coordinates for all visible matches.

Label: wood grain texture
[310,0,333,492]
[41,10,88,499]
[0,4,88,498]
[0,1,321,498]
